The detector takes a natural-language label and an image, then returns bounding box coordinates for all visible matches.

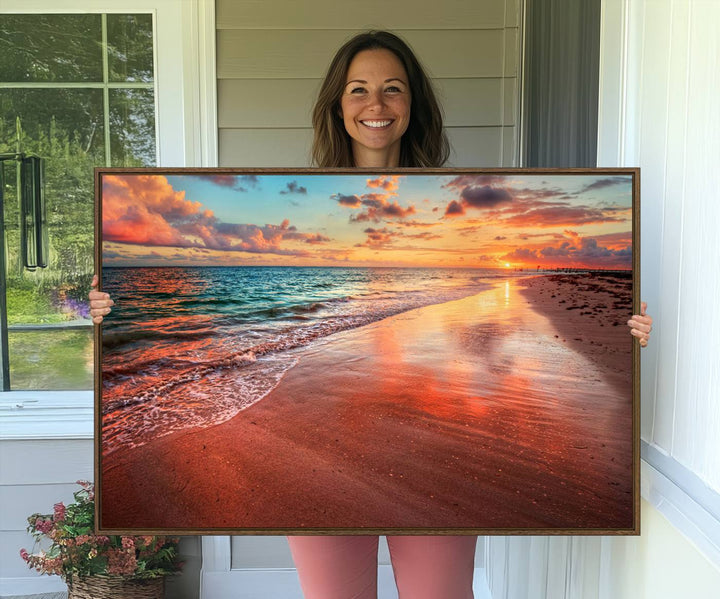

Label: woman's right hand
[89,274,114,324]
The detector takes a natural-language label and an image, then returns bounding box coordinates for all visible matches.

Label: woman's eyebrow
[344,78,407,85]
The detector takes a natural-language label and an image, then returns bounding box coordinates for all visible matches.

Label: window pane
[0,89,106,162]
[9,330,93,390]
[110,89,157,167]
[1,88,99,390]
[0,14,103,82]
[107,14,155,83]
[0,12,156,390]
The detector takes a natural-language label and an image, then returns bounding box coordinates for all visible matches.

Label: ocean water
[101,266,524,453]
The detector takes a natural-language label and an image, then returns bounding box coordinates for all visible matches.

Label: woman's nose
[366,89,385,110]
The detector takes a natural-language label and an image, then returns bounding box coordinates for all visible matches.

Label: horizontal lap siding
[0,439,92,580]
[216,0,521,168]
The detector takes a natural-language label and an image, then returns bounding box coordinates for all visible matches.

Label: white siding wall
[485,0,720,597]
[216,0,522,167]
[0,439,93,596]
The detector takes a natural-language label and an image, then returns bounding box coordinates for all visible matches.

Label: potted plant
[20,480,182,599]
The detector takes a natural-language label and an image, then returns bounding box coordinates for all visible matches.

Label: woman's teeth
[362,120,392,128]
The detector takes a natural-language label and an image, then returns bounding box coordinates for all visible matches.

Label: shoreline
[101,275,634,532]
[517,272,633,393]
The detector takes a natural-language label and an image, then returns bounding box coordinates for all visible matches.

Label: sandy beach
[100,273,634,532]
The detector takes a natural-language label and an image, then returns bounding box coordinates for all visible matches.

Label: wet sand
[101,275,634,532]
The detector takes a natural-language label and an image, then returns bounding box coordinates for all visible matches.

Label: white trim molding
[642,449,720,567]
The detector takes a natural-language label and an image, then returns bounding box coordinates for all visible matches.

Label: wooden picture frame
[95,167,640,535]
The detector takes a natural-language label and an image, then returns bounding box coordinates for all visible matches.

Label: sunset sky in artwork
[101,172,634,269]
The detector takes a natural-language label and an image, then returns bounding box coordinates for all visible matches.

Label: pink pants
[287,535,477,599]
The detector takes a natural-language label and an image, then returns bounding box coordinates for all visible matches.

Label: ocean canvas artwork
[96,168,639,534]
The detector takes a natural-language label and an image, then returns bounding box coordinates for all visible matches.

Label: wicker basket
[67,575,164,599]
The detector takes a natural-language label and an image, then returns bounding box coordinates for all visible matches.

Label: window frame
[0,0,217,439]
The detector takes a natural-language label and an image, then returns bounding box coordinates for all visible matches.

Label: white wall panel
[218,29,508,80]
[219,128,313,167]
[446,127,506,167]
[217,0,508,30]
[636,0,676,454]
[671,1,720,485]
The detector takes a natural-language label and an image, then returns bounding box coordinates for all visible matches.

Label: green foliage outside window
[0,13,155,390]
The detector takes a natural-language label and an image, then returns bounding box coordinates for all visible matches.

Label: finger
[639,338,648,348]
[640,301,647,316]
[627,319,652,333]
[630,328,649,341]
[91,274,98,289]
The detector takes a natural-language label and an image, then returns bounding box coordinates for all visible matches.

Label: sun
[504,262,511,268]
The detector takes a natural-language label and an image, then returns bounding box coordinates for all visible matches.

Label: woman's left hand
[628,301,652,347]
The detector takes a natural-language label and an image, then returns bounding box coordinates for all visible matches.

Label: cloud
[334,190,416,222]
[502,205,625,228]
[393,220,441,229]
[207,175,237,188]
[303,233,332,245]
[444,200,465,217]
[207,174,260,192]
[443,184,512,217]
[102,175,324,257]
[406,231,442,241]
[356,227,401,248]
[461,185,512,209]
[332,193,363,208]
[366,175,401,192]
[103,174,211,247]
[578,176,630,193]
[503,234,631,268]
[280,180,308,195]
[441,175,509,191]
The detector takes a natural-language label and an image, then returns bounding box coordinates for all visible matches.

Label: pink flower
[53,502,66,521]
[107,548,137,576]
[121,537,135,550]
[19,548,29,562]
[34,518,54,534]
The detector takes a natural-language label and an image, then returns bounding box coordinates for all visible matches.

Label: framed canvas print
[95,168,640,535]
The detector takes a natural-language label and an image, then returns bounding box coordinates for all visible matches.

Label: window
[0,13,156,390]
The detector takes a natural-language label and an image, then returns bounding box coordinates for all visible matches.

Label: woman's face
[340,48,411,167]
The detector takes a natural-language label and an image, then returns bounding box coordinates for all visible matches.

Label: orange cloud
[334,190,416,223]
[103,175,323,257]
[502,206,625,228]
[503,233,631,269]
[366,175,401,193]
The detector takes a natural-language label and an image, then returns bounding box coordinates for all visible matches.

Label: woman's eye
[349,87,367,94]
[385,86,402,93]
